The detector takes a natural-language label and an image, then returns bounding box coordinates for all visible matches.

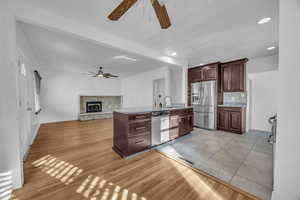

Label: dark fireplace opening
[86,101,102,113]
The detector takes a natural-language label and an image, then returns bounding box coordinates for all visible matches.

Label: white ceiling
[21,0,279,66]
[18,21,173,77]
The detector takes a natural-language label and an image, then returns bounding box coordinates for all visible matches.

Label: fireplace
[86,101,102,113]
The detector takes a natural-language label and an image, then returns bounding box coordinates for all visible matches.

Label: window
[33,70,42,114]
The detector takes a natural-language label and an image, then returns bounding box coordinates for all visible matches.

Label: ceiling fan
[108,0,171,29]
[82,67,119,78]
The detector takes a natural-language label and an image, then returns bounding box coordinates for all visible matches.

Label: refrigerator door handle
[200,87,204,102]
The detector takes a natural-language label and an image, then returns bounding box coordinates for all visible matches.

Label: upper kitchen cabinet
[188,67,203,82]
[188,62,220,106]
[188,62,220,83]
[221,59,248,92]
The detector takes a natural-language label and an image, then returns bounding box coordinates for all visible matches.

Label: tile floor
[157,129,273,200]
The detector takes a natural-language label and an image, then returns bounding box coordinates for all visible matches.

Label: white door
[17,55,32,159]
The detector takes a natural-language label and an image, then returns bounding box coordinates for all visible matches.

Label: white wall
[248,71,278,132]
[121,67,172,108]
[247,54,278,73]
[39,69,121,123]
[0,5,23,189]
[246,54,279,131]
[170,68,183,104]
[16,23,41,156]
[273,0,300,199]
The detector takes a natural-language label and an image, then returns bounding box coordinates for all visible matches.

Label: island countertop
[114,106,193,114]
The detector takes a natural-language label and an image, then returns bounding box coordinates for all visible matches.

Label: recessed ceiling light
[267,46,276,50]
[199,63,204,66]
[258,17,272,24]
[113,55,137,62]
[171,52,177,56]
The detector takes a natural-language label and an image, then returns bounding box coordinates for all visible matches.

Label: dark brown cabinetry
[221,59,248,92]
[217,109,229,130]
[188,64,218,83]
[113,112,152,157]
[188,63,220,105]
[217,107,246,134]
[113,108,193,158]
[169,108,193,138]
[175,109,193,137]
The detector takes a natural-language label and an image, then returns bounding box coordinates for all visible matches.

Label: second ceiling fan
[108,0,171,29]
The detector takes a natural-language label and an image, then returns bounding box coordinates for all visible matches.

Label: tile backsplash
[223,92,247,104]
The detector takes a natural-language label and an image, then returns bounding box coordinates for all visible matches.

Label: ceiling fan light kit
[108,0,171,29]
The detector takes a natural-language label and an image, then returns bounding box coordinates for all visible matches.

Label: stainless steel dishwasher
[151,111,170,146]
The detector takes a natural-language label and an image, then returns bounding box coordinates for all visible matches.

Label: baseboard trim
[41,118,112,126]
[31,123,40,145]
[23,124,41,162]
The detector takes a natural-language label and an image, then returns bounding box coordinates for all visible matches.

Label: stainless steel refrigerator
[191,81,217,129]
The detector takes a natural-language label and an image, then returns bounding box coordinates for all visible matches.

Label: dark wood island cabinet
[113,108,193,158]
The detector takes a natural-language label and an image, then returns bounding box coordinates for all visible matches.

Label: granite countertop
[115,106,192,114]
[218,104,247,108]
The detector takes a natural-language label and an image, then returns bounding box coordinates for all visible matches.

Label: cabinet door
[230,63,245,92]
[188,68,203,82]
[222,66,231,92]
[204,66,217,80]
[194,68,204,81]
[179,115,187,136]
[229,111,242,133]
[188,70,195,83]
[187,114,194,132]
[217,110,229,130]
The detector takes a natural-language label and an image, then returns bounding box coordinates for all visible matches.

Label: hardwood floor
[12,119,260,200]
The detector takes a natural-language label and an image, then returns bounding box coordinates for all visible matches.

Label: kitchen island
[113,107,193,158]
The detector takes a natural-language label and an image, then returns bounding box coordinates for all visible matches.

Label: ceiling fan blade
[104,73,119,78]
[81,72,97,75]
[151,0,171,29]
[108,0,138,21]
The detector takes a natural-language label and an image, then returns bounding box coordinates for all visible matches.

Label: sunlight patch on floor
[32,155,83,185]
[9,194,19,200]
[166,154,225,200]
[31,155,146,200]
[76,174,147,200]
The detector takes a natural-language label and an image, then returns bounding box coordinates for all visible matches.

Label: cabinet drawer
[170,109,184,115]
[128,135,151,154]
[129,121,151,137]
[128,113,151,122]
[170,109,192,116]
[218,107,242,112]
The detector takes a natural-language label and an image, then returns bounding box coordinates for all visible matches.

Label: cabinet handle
[135,115,147,119]
[135,127,146,131]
